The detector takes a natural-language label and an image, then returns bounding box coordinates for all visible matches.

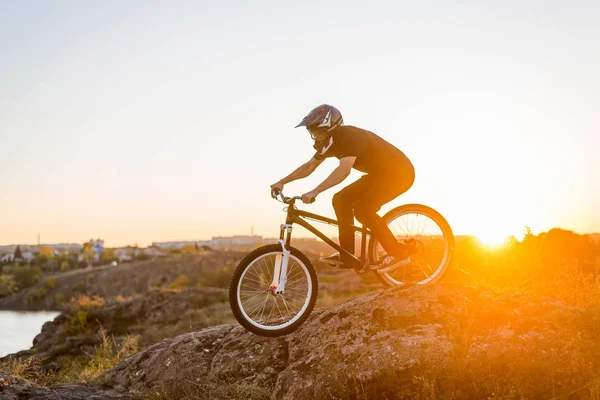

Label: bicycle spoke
[273,296,286,323]
[280,295,294,319]
[246,296,268,317]
[263,299,276,325]
[241,290,269,305]
[257,296,270,322]
[240,284,264,292]
[236,250,314,330]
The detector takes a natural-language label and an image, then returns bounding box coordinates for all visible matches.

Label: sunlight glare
[476,232,509,248]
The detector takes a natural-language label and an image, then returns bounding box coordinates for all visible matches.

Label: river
[0,310,60,357]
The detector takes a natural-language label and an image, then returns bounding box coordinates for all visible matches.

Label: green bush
[2,265,14,274]
[62,310,89,336]
[55,292,68,305]
[27,287,48,302]
[73,280,87,293]
[34,254,49,267]
[45,277,57,289]
[11,266,42,290]
[0,274,17,296]
[60,261,70,271]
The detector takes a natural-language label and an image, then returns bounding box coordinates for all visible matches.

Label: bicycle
[229,190,455,337]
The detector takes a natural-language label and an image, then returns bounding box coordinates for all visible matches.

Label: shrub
[68,295,106,312]
[62,310,89,336]
[0,274,17,296]
[169,274,191,290]
[33,254,49,267]
[77,327,138,382]
[135,253,152,261]
[0,356,45,383]
[27,286,48,302]
[45,277,57,289]
[60,261,70,271]
[73,280,87,293]
[11,266,42,290]
[58,327,139,384]
[55,292,68,305]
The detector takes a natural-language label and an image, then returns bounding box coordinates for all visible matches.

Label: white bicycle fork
[269,224,292,295]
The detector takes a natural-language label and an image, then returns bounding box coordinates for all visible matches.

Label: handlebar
[271,189,314,205]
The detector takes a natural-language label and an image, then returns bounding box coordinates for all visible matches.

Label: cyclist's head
[295,104,344,135]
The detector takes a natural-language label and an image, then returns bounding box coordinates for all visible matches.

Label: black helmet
[295,104,343,132]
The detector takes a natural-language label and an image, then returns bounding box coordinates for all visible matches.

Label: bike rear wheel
[229,244,318,337]
[368,204,454,287]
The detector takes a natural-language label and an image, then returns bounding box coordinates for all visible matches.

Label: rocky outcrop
[0,372,131,400]
[98,284,600,400]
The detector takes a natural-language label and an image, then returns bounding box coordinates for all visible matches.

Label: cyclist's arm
[311,156,356,194]
[278,157,323,185]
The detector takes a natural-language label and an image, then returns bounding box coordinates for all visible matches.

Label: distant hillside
[0,252,245,311]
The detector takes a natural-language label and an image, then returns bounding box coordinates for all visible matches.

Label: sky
[1,0,599,247]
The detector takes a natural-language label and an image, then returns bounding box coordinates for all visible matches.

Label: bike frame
[281,200,372,266]
[270,194,372,295]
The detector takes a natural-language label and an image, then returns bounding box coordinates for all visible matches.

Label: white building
[143,247,166,257]
[209,236,263,248]
[0,253,14,263]
[152,241,198,249]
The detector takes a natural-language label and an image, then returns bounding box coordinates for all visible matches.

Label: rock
[1,286,234,370]
[98,284,600,399]
[0,372,131,400]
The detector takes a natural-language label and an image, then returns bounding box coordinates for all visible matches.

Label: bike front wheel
[368,203,455,287]
[229,244,318,337]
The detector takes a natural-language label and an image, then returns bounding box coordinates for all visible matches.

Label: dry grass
[74,326,139,382]
[0,356,47,383]
[0,325,140,387]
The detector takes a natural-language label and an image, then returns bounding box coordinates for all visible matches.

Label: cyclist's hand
[301,191,318,204]
[270,181,284,197]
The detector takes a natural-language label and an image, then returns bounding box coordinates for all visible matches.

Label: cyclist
[270,104,415,270]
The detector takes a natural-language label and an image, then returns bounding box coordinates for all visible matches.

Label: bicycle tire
[368,203,455,287]
[229,244,318,337]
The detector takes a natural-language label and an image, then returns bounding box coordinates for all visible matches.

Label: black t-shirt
[313,125,414,175]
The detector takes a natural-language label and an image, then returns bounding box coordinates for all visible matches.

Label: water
[0,311,60,357]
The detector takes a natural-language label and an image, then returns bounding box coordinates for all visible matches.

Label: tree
[60,261,70,271]
[39,247,54,256]
[14,246,22,260]
[12,266,42,290]
[82,241,95,267]
[0,274,17,296]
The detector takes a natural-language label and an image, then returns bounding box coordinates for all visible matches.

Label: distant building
[152,241,199,249]
[151,236,263,250]
[20,252,35,261]
[143,247,166,257]
[210,236,263,248]
[113,246,144,262]
[0,253,14,263]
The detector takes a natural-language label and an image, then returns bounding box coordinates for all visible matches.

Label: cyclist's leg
[353,172,415,259]
[331,176,371,264]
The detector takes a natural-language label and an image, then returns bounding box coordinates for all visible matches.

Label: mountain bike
[229,190,454,337]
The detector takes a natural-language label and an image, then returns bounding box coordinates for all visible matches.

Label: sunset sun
[476,231,510,248]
